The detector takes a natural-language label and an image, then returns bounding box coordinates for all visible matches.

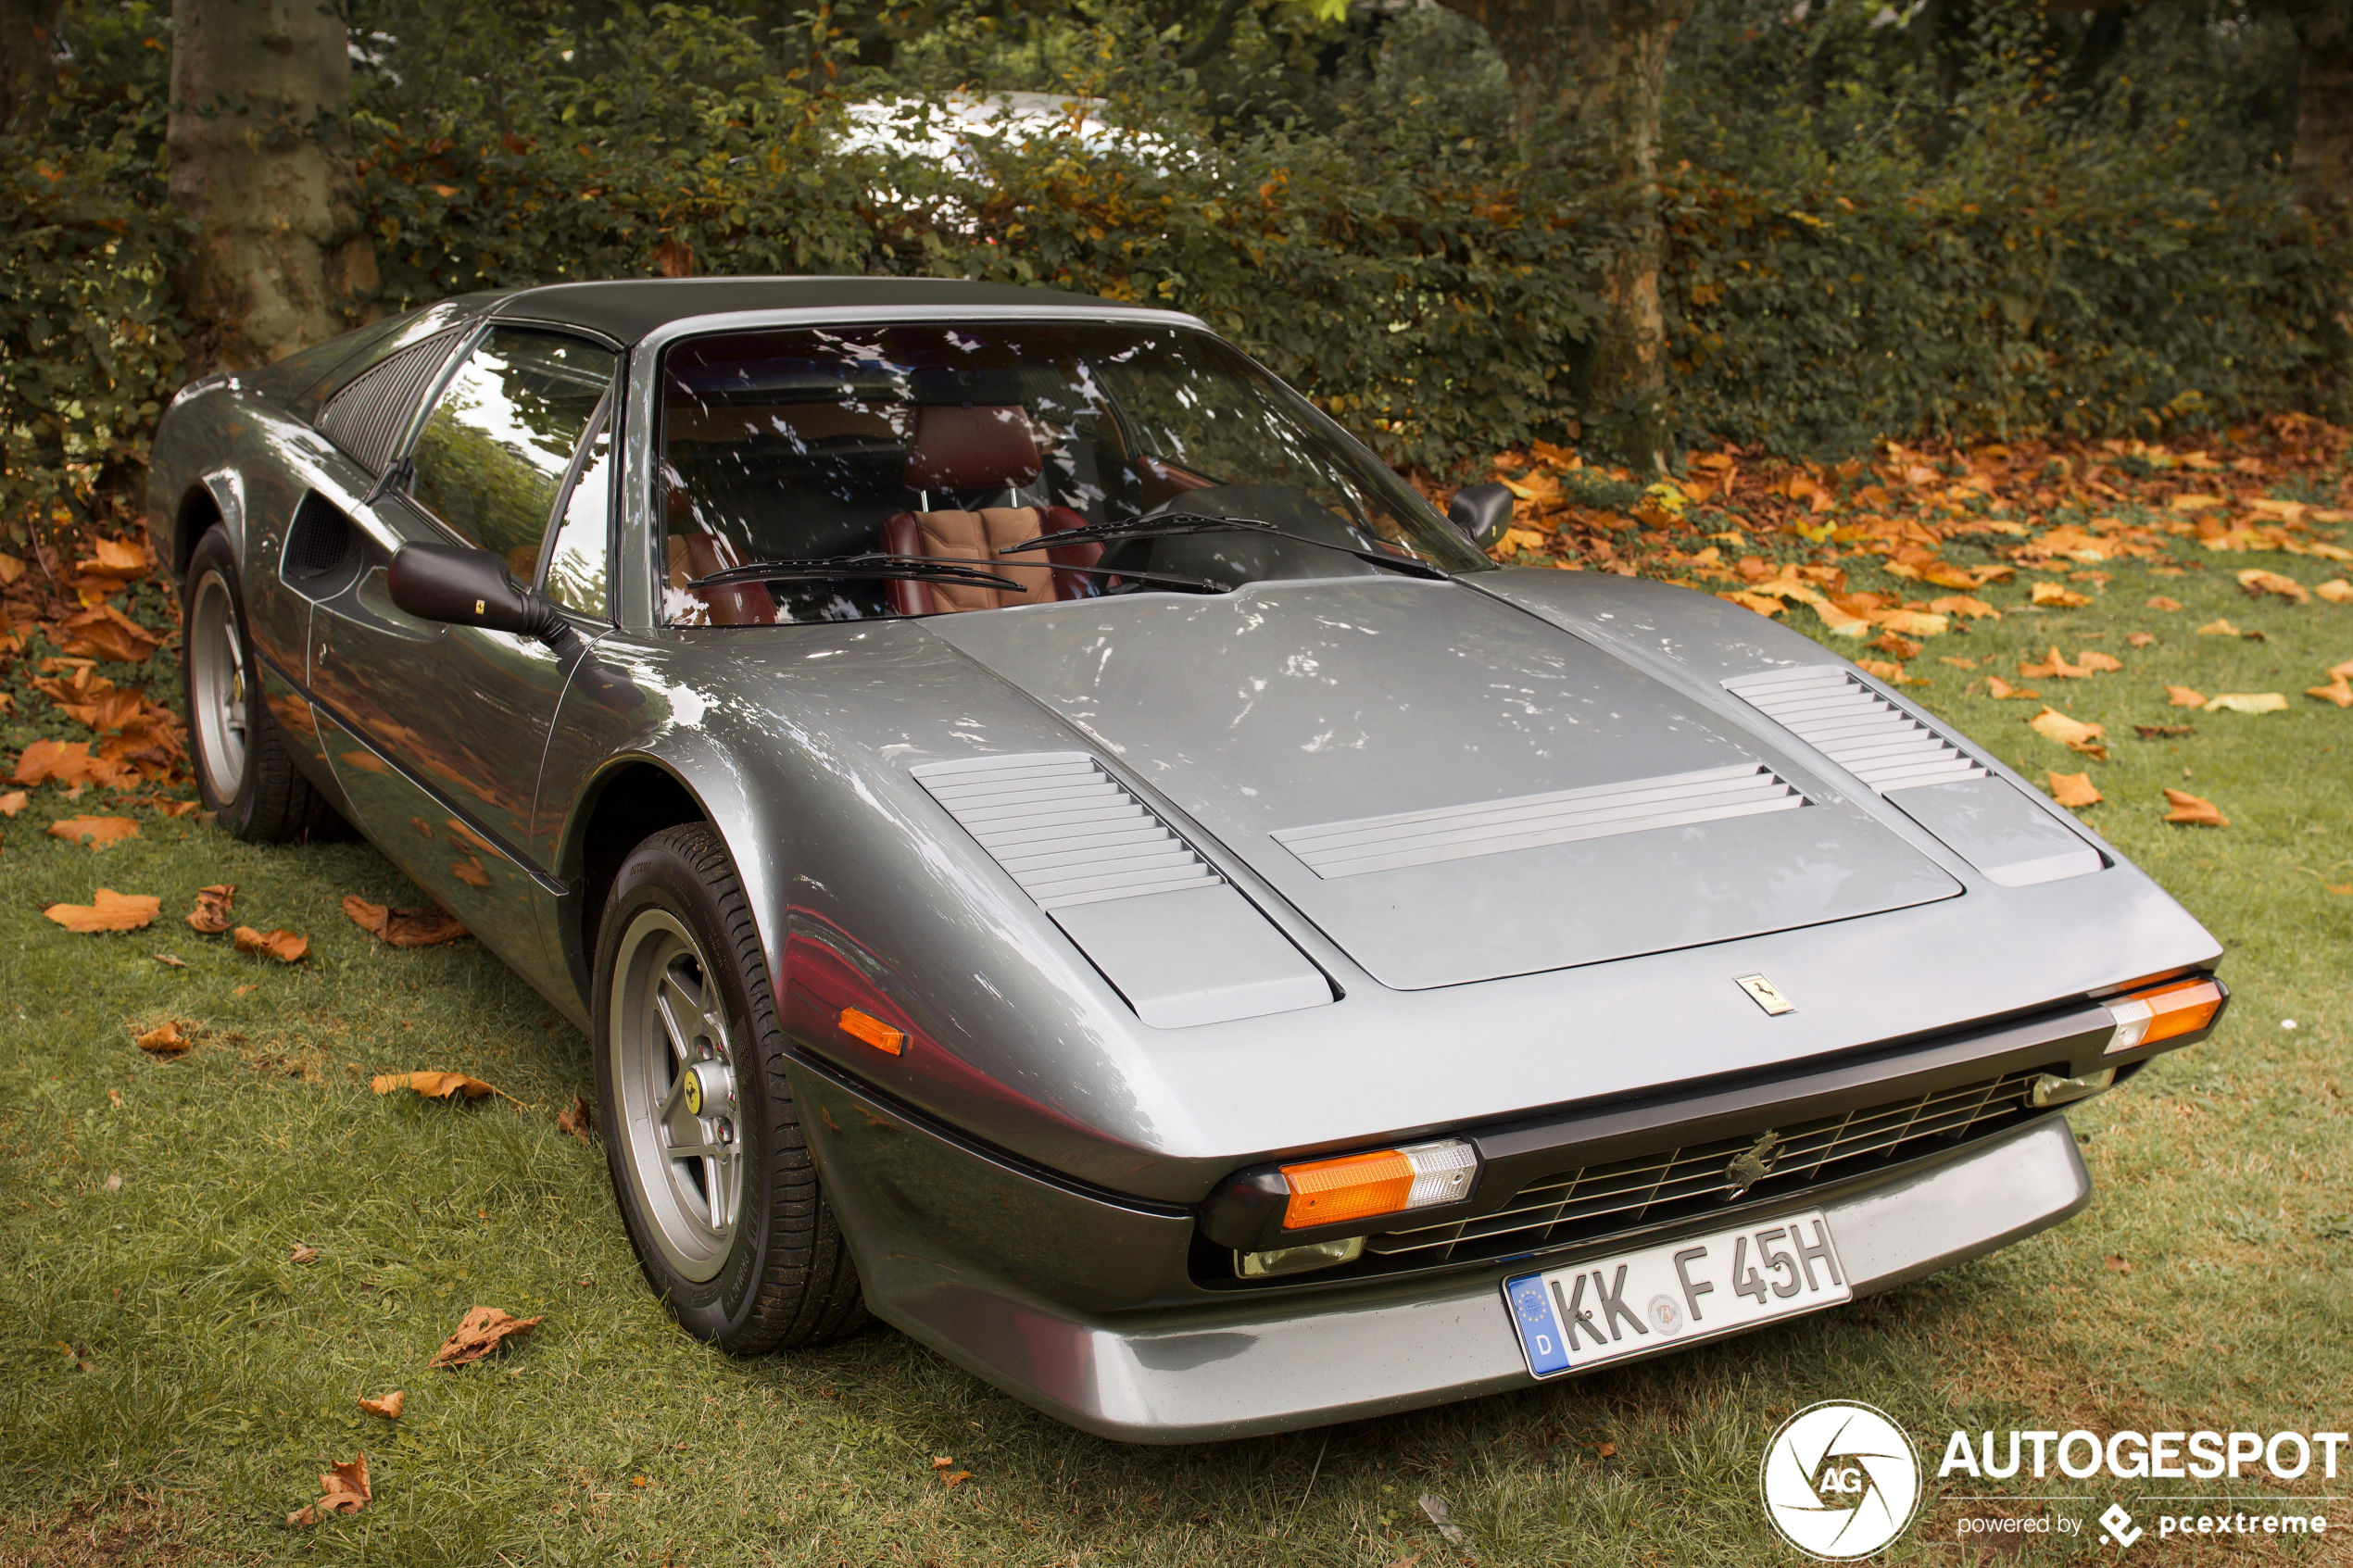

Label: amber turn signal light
[2104,975,2223,1054]
[1279,1139,1476,1230]
[838,1007,906,1055]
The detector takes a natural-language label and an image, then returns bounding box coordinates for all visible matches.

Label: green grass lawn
[1,553,2347,1567]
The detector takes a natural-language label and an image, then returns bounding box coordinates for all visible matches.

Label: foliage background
[2,0,2347,540]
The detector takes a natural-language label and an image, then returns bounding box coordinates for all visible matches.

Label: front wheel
[592,822,869,1351]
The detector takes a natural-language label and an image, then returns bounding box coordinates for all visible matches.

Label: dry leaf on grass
[134,1020,191,1054]
[2031,582,2092,608]
[1927,594,1998,619]
[341,894,468,947]
[2127,632,2156,648]
[232,926,308,962]
[45,888,162,934]
[2020,646,2091,679]
[2196,618,2245,636]
[12,737,134,787]
[2046,771,2103,808]
[47,815,139,849]
[429,1305,544,1368]
[357,1390,404,1420]
[2308,677,2353,708]
[1855,658,1910,684]
[2236,568,2310,604]
[290,1243,320,1263]
[0,790,26,816]
[2135,723,2196,739]
[153,952,187,968]
[185,884,234,934]
[2334,659,2353,679]
[2107,1254,2133,1273]
[556,1094,596,1145]
[2162,788,2229,827]
[2317,580,2352,604]
[1983,676,2039,700]
[2203,692,2288,714]
[2027,708,2108,759]
[2166,685,2208,708]
[2077,651,2123,672]
[928,1455,974,1486]
[2146,595,2183,611]
[285,1453,370,1528]
[371,1070,520,1106]
[1418,1494,1466,1545]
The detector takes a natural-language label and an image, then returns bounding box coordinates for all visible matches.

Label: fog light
[1279,1138,1477,1230]
[1236,1236,1365,1278]
[2029,1068,2115,1108]
[2105,975,2224,1054]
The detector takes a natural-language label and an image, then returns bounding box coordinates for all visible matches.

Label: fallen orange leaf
[2020,646,2090,679]
[556,1094,596,1145]
[0,790,25,816]
[2161,788,2228,828]
[2331,659,2353,679]
[186,884,235,934]
[429,1305,544,1368]
[1855,658,1909,684]
[233,926,309,962]
[2127,633,2156,648]
[2308,678,2353,708]
[2076,651,2122,672]
[1983,676,2039,700]
[290,1243,320,1263]
[358,1390,405,1420]
[2195,618,2244,637]
[285,1453,371,1529]
[341,894,469,948]
[2032,582,2091,608]
[2027,707,2108,759]
[1868,631,1922,660]
[2045,771,2102,808]
[134,1020,191,1054]
[153,953,187,968]
[2133,723,2196,739]
[2317,580,2352,604]
[371,1070,521,1106]
[2145,595,2183,611]
[1927,594,1998,620]
[44,888,162,934]
[2166,685,2207,708]
[2236,568,2309,605]
[46,815,140,849]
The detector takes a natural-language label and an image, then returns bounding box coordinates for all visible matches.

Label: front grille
[1361,1067,2045,1269]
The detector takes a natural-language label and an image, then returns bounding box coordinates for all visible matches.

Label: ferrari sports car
[151,277,2227,1441]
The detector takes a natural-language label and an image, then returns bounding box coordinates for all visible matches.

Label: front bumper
[796,1057,2090,1444]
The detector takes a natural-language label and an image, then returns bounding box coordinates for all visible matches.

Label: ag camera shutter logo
[1761,1400,1923,1560]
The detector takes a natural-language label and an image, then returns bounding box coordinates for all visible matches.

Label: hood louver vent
[912,753,1220,909]
[1273,763,1805,880]
[317,330,461,477]
[1724,666,1987,794]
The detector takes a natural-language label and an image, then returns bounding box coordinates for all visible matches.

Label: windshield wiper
[1000,513,1451,581]
[686,552,1227,596]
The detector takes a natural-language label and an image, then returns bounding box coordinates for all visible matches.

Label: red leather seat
[885,405,1102,615]
[663,487,776,625]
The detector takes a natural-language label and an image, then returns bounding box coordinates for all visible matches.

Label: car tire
[180,527,348,843]
[593,822,870,1353]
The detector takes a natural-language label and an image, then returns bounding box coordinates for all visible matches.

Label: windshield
[656,320,1488,625]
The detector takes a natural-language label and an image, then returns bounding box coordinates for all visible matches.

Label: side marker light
[838,1008,906,1055]
[2104,975,2223,1054]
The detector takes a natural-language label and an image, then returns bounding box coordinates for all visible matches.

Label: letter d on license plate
[1504,1210,1850,1376]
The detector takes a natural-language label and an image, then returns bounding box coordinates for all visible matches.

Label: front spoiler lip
[881,1110,2093,1444]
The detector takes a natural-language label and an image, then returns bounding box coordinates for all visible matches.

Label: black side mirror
[1446,483,1514,547]
[388,542,643,711]
[387,541,538,634]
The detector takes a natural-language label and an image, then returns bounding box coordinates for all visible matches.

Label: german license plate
[1503,1210,1850,1377]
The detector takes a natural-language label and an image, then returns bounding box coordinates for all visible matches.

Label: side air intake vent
[1723,666,1987,794]
[317,330,461,476]
[1273,763,1805,879]
[912,753,1221,909]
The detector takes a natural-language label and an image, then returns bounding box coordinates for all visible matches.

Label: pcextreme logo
[1760,1400,1924,1561]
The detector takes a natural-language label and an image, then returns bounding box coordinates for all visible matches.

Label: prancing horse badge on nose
[1734,973,1795,1016]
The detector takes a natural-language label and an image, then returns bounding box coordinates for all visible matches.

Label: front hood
[928,578,1961,989]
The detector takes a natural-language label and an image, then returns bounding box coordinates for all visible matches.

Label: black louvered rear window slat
[316,329,461,476]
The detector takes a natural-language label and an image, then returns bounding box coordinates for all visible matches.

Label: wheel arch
[559,755,717,1003]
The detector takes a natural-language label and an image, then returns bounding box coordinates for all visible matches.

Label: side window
[408,328,617,581]
[540,413,612,618]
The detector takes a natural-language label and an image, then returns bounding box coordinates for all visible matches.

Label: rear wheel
[593,822,869,1351]
[180,528,346,843]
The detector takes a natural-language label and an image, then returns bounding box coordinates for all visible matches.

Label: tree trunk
[0,0,63,134]
[1428,0,1693,470]
[168,0,376,371]
[2288,1,2351,216]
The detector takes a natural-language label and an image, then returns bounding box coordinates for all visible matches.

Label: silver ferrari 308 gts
[150,277,2226,1441]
